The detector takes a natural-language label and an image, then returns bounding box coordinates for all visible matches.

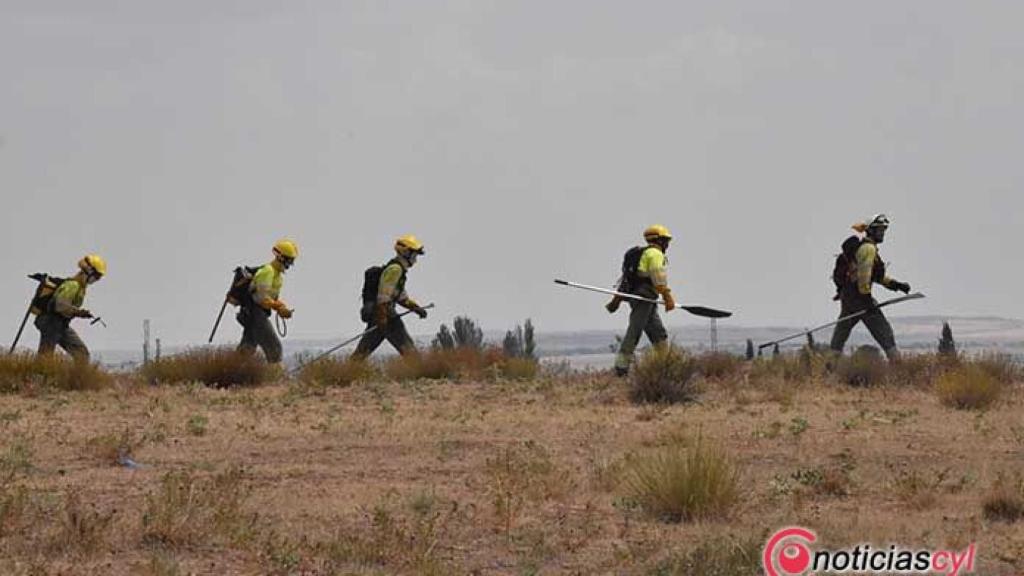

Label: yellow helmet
[273,239,299,259]
[643,225,673,242]
[78,254,106,278]
[273,239,299,269]
[395,235,425,257]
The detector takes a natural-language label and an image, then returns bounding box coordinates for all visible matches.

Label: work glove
[661,290,677,312]
[375,303,390,330]
[278,307,294,320]
[889,281,911,294]
[402,299,428,319]
[605,297,621,314]
[75,309,93,319]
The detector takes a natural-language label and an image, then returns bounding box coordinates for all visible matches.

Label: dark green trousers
[353,314,416,359]
[35,313,89,360]
[829,293,898,359]
[614,299,668,371]
[236,306,282,363]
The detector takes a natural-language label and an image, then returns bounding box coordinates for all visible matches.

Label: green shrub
[0,352,111,393]
[141,348,272,387]
[835,346,888,386]
[621,436,739,522]
[630,346,700,405]
[936,364,1002,410]
[297,356,376,387]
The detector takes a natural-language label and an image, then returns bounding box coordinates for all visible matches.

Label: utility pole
[710,318,718,352]
[155,338,162,362]
[143,319,151,365]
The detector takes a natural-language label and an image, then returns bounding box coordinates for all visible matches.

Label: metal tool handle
[208,299,229,343]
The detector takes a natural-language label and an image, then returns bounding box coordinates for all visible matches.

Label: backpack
[832,236,863,293]
[226,265,261,307]
[616,246,648,293]
[28,273,67,316]
[361,259,406,305]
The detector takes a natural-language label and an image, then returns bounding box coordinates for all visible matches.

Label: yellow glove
[661,289,676,312]
[268,299,291,314]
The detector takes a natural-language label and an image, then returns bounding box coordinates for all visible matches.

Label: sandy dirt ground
[1,371,1022,575]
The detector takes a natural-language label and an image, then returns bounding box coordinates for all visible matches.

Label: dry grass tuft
[936,364,1002,410]
[141,348,273,387]
[629,346,700,405]
[621,436,739,522]
[892,468,948,511]
[51,489,116,556]
[651,533,764,575]
[86,428,143,466]
[297,356,377,387]
[886,353,944,387]
[500,356,540,380]
[317,493,458,575]
[141,467,256,547]
[483,441,567,540]
[970,352,1021,385]
[0,352,111,393]
[695,352,744,381]
[835,346,888,387]
[749,353,817,384]
[141,550,182,576]
[384,347,539,382]
[982,474,1024,523]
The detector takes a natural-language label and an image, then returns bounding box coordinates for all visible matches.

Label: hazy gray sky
[2,1,1021,350]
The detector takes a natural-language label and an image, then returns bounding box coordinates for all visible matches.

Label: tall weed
[630,346,700,405]
[141,349,272,387]
[621,436,739,522]
[0,353,111,393]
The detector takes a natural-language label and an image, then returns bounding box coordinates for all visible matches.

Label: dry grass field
[0,349,1022,575]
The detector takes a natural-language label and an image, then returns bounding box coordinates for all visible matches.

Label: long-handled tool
[208,299,229,343]
[9,303,33,354]
[554,279,732,319]
[10,273,50,354]
[757,292,926,352]
[298,303,436,369]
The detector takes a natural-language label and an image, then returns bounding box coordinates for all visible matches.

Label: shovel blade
[681,306,732,319]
